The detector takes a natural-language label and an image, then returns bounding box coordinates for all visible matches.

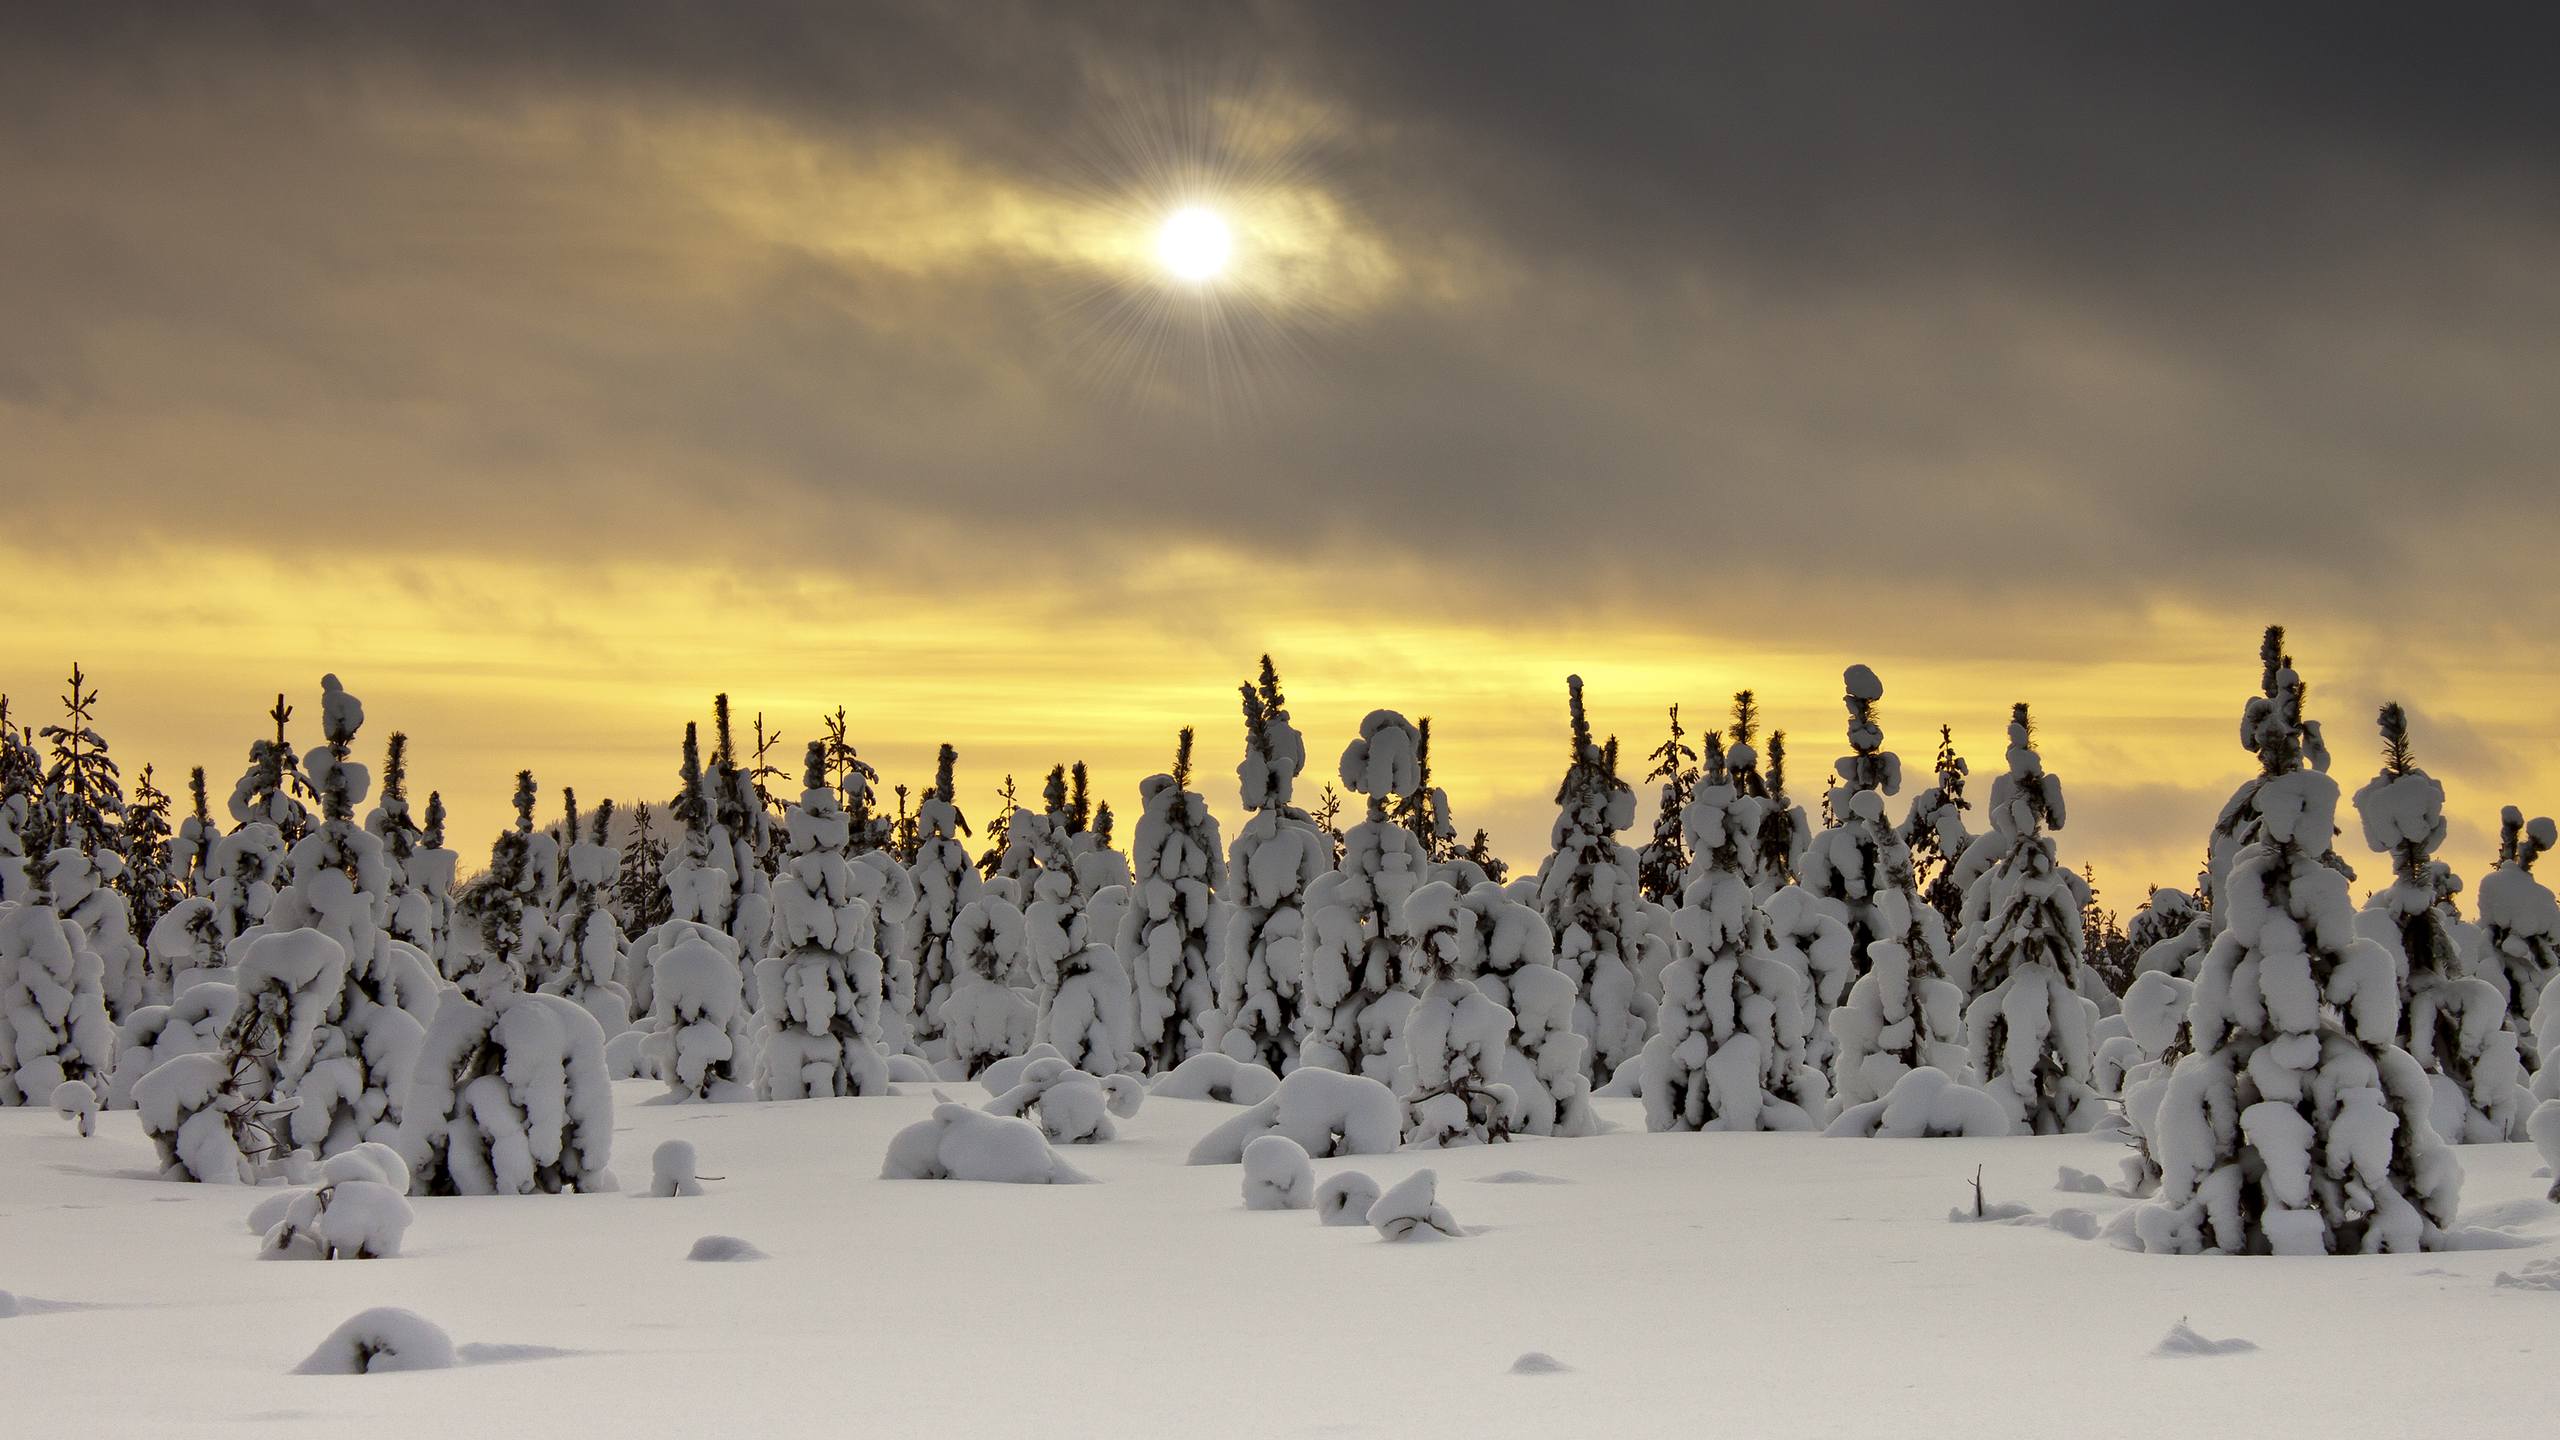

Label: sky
[4,3,2556,905]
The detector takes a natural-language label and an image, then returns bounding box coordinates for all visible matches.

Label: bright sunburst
[1155,205,1233,283]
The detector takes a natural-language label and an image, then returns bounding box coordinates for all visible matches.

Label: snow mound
[1827,1067,2013,1139]
[0,1291,15,1319]
[1509,1352,1571,1375]
[686,1235,766,1262]
[2493,1258,2560,1292]
[885,1054,937,1084]
[1187,1068,1401,1165]
[1316,1171,1380,1226]
[1469,1170,1569,1185]
[1948,1202,2037,1224]
[2152,1322,2259,1358]
[1370,1168,1463,1242]
[1150,1052,1280,1105]
[2055,1166,2109,1194]
[651,1141,704,1198]
[881,1103,1091,1184]
[294,1308,457,1374]
[2047,1208,2101,1240]
[1241,1135,1314,1210]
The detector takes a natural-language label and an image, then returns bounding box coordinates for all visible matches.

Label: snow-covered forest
[5,632,2559,1433]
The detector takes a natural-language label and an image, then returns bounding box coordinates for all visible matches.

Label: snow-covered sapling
[1187,1066,1404,1165]
[879,1101,1091,1184]
[1532,677,1652,1085]
[51,1079,96,1136]
[651,1140,705,1198]
[2134,632,2462,1255]
[294,1308,456,1374]
[1368,1167,1463,1241]
[1316,1170,1381,1226]
[1121,728,1225,1073]
[1215,660,1328,1074]
[984,1055,1145,1144]
[1241,1134,1315,1210]
[1303,710,1431,1081]
[2352,705,2530,1142]
[1955,706,2101,1135]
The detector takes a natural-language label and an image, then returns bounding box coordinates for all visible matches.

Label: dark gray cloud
[4,2,2557,642]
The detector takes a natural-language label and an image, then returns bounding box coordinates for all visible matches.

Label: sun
[1155,205,1233,283]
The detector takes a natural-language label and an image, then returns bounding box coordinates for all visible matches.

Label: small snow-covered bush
[1187,1067,1402,1165]
[1368,1167,1462,1241]
[1150,1051,1280,1105]
[259,1173,414,1260]
[294,1307,456,1374]
[979,1044,1067,1096]
[1316,1170,1381,1226]
[52,1080,96,1137]
[880,1101,1091,1183]
[651,1140,703,1198]
[1824,1066,2013,1139]
[984,1056,1144,1144]
[1241,1135,1314,1210]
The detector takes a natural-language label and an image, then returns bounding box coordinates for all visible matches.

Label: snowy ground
[5,1087,2555,1438]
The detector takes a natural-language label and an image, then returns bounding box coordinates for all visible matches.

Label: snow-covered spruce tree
[2479,806,2559,1074]
[1214,660,1328,1074]
[1123,728,1226,1073]
[903,744,980,1060]
[1955,706,2102,1135]
[614,804,671,944]
[820,706,891,856]
[253,674,440,1156]
[1643,729,1828,1132]
[39,664,142,1015]
[123,765,182,1006]
[2132,643,2461,1255]
[1810,666,1962,1111]
[2351,706,2530,1142]
[1533,677,1651,1086]
[0,698,39,901]
[1392,718,1460,875]
[2128,886,2207,980]
[706,696,774,968]
[1901,725,1973,940]
[1302,710,1431,1082]
[978,773,1030,908]
[1413,880,1597,1136]
[1636,705,1697,905]
[944,896,1035,1076]
[1396,881,1516,1148]
[1732,694,1809,896]
[396,952,614,1195]
[0,836,118,1107]
[2203,626,2339,928]
[753,743,892,1099]
[553,793,632,1035]
[145,769,227,996]
[206,718,302,973]
[361,733,433,965]
[660,721,737,935]
[133,928,339,1183]
[453,772,559,1004]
